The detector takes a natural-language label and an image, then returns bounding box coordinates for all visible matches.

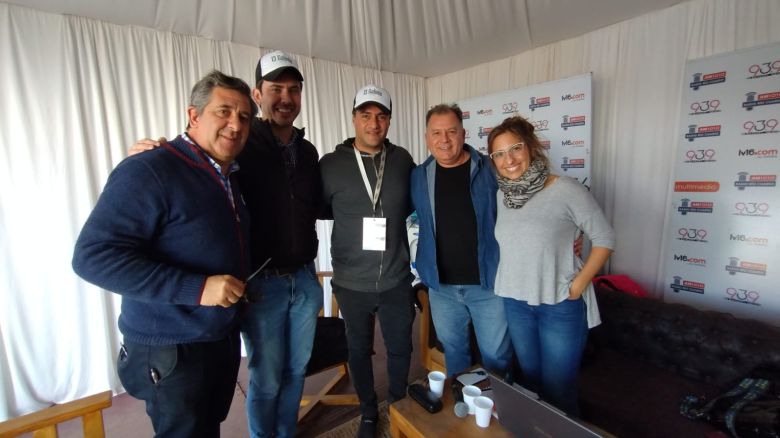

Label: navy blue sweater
[72,136,250,345]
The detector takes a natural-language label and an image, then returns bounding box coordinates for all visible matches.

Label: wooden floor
[54,316,426,437]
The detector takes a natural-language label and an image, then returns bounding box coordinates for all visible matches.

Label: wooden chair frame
[415,284,446,374]
[0,390,112,438]
[297,271,359,421]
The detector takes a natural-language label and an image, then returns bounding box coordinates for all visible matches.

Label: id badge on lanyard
[363,217,387,251]
[354,146,387,251]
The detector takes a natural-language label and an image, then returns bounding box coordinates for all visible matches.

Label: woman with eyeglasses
[486,116,615,416]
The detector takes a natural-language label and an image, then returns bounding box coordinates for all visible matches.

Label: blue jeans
[503,297,588,416]
[241,263,323,438]
[428,284,512,377]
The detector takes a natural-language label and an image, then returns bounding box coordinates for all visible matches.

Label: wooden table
[389,380,515,438]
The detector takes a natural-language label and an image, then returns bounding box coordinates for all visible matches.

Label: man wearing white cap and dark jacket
[320,85,416,438]
[129,50,322,438]
[238,50,323,438]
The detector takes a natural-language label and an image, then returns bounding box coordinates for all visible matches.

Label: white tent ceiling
[6,0,685,77]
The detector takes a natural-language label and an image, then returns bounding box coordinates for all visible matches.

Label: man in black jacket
[320,85,416,438]
[130,51,322,438]
[238,50,323,438]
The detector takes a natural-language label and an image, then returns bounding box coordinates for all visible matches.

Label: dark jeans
[333,282,415,419]
[117,330,241,438]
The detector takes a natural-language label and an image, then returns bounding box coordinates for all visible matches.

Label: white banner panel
[457,73,593,188]
[662,43,780,324]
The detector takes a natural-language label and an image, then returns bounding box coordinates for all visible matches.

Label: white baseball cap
[256,50,303,83]
[353,85,392,115]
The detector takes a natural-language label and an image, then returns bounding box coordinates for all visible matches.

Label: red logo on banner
[699,125,721,133]
[703,72,726,80]
[675,181,720,192]
[683,280,705,288]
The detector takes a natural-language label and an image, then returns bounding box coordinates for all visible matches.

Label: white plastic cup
[462,385,482,415]
[474,396,494,428]
[427,371,446,398]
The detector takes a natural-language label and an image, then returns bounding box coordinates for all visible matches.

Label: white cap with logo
[256,50,303,83]
[353,85,392,115]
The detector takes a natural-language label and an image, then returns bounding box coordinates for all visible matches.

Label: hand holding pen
[200,257,272,307]
[200,275,247,307]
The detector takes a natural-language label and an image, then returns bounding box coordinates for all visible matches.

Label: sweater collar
[180,132,240,175]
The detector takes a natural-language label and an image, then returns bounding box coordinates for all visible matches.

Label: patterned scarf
[496,159,549,209]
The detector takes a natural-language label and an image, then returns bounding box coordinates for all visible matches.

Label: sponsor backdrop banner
[662,43,780,324]
[457,73,592,188]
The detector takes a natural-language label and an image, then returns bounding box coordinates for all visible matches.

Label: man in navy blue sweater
[130,51,323,438]
[72,70,255,437]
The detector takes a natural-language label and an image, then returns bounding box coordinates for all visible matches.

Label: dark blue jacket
[72,136,250,345]
[410,144,499,291]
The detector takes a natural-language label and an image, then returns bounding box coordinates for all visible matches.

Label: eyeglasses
[489,142,525,161]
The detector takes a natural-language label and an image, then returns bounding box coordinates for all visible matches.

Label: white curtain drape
[426,0,780,298]
[0,2,426,420]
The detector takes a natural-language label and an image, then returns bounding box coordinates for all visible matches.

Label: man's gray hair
[188,70,257,126]
[425,103,463,126]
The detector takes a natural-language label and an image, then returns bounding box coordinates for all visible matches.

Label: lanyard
[353,145,386,214]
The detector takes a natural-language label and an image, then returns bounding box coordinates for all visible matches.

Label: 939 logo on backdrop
[733,201,770,217]
[748,60,780,79]
[742,119,778,135]
[531,119,549,132]
[725,287,761,306]
[689,99,721,115]
[684,149,716,163]
[677,227,708,243]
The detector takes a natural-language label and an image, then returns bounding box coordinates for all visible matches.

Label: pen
[246,257,272,283]
[241,257,272,303]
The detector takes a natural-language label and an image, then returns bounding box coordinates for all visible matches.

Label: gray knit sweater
[494,176,615,328]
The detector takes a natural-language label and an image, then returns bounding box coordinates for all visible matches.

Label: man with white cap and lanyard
[320,85,416,438]
[130,50,322,438]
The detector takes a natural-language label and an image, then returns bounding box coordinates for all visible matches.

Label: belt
[261,265,301,277]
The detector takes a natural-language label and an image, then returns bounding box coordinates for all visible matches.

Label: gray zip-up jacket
[320,138,415,292]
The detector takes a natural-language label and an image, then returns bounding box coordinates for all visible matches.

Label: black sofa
[579,286,780,437]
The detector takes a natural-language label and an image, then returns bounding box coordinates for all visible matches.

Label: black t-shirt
[434,161,480,285]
